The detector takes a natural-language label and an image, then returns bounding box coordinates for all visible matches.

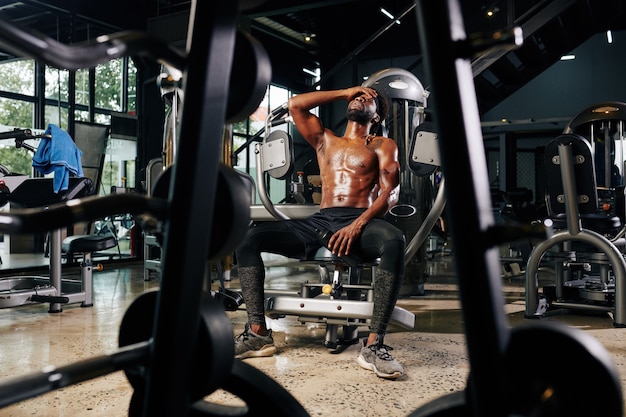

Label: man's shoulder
[370,135,397,147]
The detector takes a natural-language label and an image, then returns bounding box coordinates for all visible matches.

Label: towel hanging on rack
[32,124,84,193]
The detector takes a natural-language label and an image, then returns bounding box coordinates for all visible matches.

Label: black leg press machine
[0,177,117,312]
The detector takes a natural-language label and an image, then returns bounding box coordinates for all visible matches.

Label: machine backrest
[146,157,164,196]
[73,122,109,196]
[544,133,598,216]
[408,121,440,176]
[261,129,294,180]
[8,177,94,209]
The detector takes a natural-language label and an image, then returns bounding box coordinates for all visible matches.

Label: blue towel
[32,124,84,193]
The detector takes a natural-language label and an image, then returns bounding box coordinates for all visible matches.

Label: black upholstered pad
[8,177,93,208]
[544,134,597,216]
[62,234,117,253]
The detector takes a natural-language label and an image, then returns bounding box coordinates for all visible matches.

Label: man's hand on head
[346,86,378,102]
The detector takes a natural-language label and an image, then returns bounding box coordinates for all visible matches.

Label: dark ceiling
[0,0,625,114]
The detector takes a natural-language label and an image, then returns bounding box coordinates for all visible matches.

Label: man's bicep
[379,141,401,188]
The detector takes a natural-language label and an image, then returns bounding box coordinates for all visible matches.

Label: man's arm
[288,87,378,148]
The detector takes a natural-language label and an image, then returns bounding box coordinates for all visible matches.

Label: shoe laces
[236,324,253,342]
[236,331,249,343]
[369,343,395,361]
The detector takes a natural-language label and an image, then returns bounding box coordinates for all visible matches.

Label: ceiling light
[560,55,575,61]
[302,67,319,78]
[607,30,613,44]
[592,106,620,114]
[485,7,499,17]
[380,7,401,24]
[563,101,626,133]
[380,8,394,19]
[303,32,316,43]
[389,79,409,90]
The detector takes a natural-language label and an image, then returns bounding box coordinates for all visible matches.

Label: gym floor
[1,251,626,416]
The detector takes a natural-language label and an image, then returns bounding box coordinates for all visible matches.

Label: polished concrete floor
[0,251,625,416]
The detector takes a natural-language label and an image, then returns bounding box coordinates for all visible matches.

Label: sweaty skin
[288,86,400,257]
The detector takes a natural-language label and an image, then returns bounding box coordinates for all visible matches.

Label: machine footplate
[265,296,415,329]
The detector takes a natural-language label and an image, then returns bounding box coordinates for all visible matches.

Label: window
[232,84,292,205]
[95,60,123,112]
[0,97,33,129]
[0,60,34,96]
[0,56,137,182]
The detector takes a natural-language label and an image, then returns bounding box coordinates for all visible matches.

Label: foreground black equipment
[0,1,621,417]
[408,1,622,416]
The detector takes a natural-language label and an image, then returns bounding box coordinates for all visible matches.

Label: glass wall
[0,56,137,257]
[0,57,137,182]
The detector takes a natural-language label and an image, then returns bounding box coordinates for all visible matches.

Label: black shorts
[238,207,405,271]
[286,207,365,242]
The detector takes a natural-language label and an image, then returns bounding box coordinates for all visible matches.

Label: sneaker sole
[357,354,403,379]
[235,344,277,359]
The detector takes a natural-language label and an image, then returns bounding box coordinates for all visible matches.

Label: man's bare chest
[323,142,377,172]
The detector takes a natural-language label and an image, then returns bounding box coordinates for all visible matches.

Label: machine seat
[310,246,380,267]
[62,234,117,253]
[549,212,622,235]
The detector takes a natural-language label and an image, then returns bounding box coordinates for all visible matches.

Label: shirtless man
[234,86,406,379]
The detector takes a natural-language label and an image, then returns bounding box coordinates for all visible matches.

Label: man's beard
[346,108,374,125]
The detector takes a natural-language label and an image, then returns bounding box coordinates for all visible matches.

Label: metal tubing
[265,296,415,329]
[0,341,150,408]
[81,252,93,307]
[415,1,513,415]
[558,143,582,235]
[405,177,446,262]
[255,144,289,220]
[551,301,611,312]
[141,1,240,414]
[0,22,186,71]
[525,229,626,326]
[0,193,168,235]
[48,228,63,313]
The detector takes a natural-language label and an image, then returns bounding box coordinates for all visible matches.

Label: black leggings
[235,209,406,334]
[236,211,405,274]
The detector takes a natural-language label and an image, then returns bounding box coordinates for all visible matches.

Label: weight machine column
[49,228,63,313]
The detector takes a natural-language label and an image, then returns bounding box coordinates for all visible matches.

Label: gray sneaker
[357,337,404,379]
[234,323,277,359]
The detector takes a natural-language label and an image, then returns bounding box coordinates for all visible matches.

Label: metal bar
[0,193,168,235]
[141,0,239,415]
[0,341,150,408]
[525,229,626,326]
[0,21,186,71]
[48,228,63,312]
[265,296,415,329]
[415,1,512,415]
[558,143,582,235]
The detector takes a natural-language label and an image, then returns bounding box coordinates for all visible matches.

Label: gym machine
[0,129,116,312]
[247,102,443,348]
[0,1,621,416]
[525,103,626,326]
